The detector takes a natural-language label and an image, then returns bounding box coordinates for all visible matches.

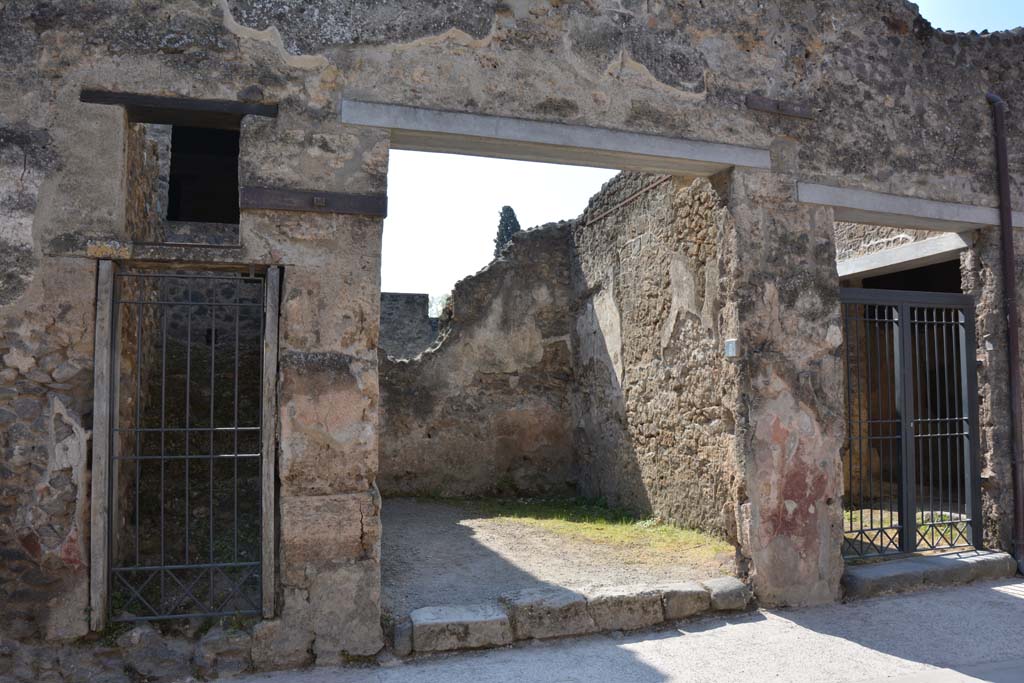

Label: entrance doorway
[107,269,268,621]
[840,286,981,559]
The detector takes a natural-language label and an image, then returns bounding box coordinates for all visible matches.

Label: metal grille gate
[840,288,981,560]
[109,270,266,621]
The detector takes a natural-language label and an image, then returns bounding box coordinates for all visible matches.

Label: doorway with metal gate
[840,287,982,560]
[104,268,275,622]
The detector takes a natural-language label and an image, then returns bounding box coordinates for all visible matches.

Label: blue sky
[382,3,1022,304]
[915,1,1024,32]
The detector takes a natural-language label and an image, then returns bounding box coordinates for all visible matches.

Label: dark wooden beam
[80,90,278,129]
[240,187,388,217]
[745,94,814,120]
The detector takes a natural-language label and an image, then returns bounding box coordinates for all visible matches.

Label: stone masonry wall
[833,223,944,262]
[571,173,743,539]
[2,0,1024,664]
[379,224,576,498]
[379,292,438,360]
[963,229,1024,553]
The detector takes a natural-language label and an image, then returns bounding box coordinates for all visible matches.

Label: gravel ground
[238,579,1024,683]
[381,498,731,618]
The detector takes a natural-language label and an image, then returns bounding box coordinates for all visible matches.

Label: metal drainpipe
[986,93,1024,569]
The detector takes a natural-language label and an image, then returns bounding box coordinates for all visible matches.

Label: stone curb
[842,550,1018,601]
[399,576,752,655]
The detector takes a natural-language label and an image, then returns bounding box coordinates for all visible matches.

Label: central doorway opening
[838,250,981,560]
[377,151,740,638]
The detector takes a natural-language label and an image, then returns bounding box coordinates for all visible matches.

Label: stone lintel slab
[340,99,771,176]
[842,551,1017,600]
[836,233,973,280]
[500,587,596,640]
[798,182,1024,232]
[410,603,513,652]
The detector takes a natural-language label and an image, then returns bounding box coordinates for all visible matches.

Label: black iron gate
[840,288,981,559]
[109,270,266,621]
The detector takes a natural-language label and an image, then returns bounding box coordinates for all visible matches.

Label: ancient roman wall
[378,224,576,498]
[833,223,945,262]
[963,231,1024,552]
[379,293,438,359]
[1,0,1023,664]
[571,173,742,539]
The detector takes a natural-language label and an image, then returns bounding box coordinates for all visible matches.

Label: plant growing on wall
[493,205,521,256]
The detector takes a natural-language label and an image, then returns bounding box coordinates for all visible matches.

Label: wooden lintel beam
[240,187,388,218]
[745,94,814,120]
[80,90,278,128]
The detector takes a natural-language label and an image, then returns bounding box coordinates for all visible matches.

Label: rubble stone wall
[379,293,438,360]
[379,224,576,498]
[962,230,1023,553]
[834,223,945,262]
[1,0,1022,668]
[571,174,743,538]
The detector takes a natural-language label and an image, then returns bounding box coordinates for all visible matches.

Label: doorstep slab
[702,577,752,611]
[660,581,712,620]
[586,586,665,631]
[501,587,596,640]
[843,551,1017,600]
[409,603,513,653]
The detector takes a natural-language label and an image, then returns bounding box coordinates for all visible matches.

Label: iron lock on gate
[840,288,982,560]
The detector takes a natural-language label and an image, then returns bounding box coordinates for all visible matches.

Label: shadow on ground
[380,497,729,619]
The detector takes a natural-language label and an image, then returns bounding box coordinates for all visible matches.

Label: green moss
[432,496,733,563]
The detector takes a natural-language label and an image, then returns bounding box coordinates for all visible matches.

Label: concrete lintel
[799,182,1024,232]
[339,98,771,175]
[837,233,973,279]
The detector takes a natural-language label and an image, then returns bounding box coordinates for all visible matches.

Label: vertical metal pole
[185,279,192,567]
[209,292,216,608]
[987,93,1024,564]
[898,303,916,553]
[160,283,167,611]
[962,303,984,546]
[842,303,854,555]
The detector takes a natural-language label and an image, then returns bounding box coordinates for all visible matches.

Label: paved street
[238,579,1024,683]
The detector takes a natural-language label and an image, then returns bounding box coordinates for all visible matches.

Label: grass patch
[452,497,733,564]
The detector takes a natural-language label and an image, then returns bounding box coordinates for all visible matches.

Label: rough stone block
[251,616,313,671]
[280,492,379,583]
[308,561,384,662]
[660,581,712,620]
[501,587,596,640]
[841,559,927,600]
[194,626,253,678]
[392,618,413,657]
[115,625,192,682]
[586,587,665,631]
[410,603,513,652]
[703,577,752,611]
[278,351,378,496]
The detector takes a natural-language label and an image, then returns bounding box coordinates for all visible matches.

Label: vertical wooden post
[261,266,281,618]
[89,260,115,631]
